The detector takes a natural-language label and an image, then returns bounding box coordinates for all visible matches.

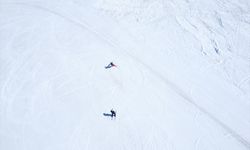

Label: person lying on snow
[105,62,116,69]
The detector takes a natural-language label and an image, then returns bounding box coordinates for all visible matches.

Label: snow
[0,0,250,149]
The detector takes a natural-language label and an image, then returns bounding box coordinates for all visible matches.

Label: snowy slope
[0,0,250,150]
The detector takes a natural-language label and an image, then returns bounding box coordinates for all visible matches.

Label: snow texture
[0,0,250,149]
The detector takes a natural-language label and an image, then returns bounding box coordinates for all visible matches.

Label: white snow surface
[0,0,250,149]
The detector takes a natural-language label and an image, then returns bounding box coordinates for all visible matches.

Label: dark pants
[111,112,116,117]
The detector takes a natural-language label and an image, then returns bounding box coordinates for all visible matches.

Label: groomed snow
[0,0,250,150]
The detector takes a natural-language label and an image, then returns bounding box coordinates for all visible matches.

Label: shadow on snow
[103,113,113,117]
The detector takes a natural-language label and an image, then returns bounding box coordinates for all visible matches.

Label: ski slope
[0,0,250,149]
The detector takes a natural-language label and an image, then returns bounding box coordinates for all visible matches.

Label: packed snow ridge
[0,0,250,150]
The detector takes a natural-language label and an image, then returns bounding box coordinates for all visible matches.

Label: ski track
[1,2,250,149]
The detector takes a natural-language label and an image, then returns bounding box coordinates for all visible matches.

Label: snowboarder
[105,62,116,69]
[110,109,116,118]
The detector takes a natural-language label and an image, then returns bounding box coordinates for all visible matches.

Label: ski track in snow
[1,1,250,149]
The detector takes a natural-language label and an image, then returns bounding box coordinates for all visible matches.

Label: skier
[105,62,116,69]
[110,62,116,67]
[110,109,116,118]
